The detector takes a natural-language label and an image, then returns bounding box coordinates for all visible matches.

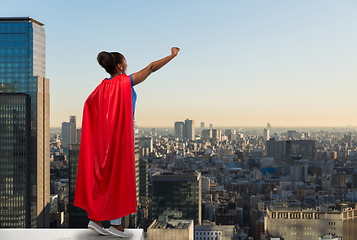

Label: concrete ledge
[0,229,144,240]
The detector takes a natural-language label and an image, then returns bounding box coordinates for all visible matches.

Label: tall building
[62,116,76,148]
[331,172,347,186]
[290,164,308,182]
[263,128,270,142]
[0,17,50,228]
[129,130,140,227]
[152,172,201,225]
[212,129,221,141]
[69,116,76,145]
[266,139,286,163]
[76,128,81,144]
[200,122,204,129]
[61,122,70,148]
[68,144,87,228]
[139,159,149,227]
[225,129,232,136]
[0,93,30,228]
[184,119,195,141]
[174,121,184,140]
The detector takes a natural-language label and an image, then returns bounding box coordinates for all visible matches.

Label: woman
[74,47,180,238]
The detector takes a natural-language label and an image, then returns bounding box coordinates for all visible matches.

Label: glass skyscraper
[68,144,88,228]
[152,171,201,225]
[0,17,50,228]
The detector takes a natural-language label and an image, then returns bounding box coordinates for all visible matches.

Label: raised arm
[131,47,180,86]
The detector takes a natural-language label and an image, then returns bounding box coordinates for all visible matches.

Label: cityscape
[52,119,357,240]
[1,2,357,240]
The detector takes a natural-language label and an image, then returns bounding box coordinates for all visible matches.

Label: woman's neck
[110,72,123,78]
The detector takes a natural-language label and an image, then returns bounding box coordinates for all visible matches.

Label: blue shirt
[107,75,137,119]
[130,75,137,120]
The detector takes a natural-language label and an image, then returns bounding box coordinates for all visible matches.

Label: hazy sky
[1,0,357,128]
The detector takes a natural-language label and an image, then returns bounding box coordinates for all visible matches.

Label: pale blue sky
[1,0,357,127]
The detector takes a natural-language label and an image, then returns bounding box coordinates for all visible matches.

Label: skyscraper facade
[0,17,50,228]
[263,128,270,142]
[68,144,88,228]
[152,171,201,225]
[69,116,76,145]
[184,119,195,141]
[61,122,70,148]
[174,121,184,140]
[266,139,286,163]
[138,159,148,227]
[62,116,76,148]
[0,93,30,228]
[212,129,221,140]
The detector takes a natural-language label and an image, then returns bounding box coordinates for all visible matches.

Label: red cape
[74,74,137,220]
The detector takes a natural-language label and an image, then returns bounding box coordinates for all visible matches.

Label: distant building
[225,129,236,141]
[184,119,195,140]
[152,171,201,225]
[62,116,77,148]
[62,122,71,148]
[290,164,308,182]
[175,121,184,139]
[265,204,357,240]
[201,176,210,195]
[331,172,347,186]
[351,171,357,189]
[195,224,235,240]
[76,128,81,143]
[202,129,212,141]
[286,140,316,162]
[139,136,153,153]
[252,148,263,161]
[266,139,286,162]
[200,122,205,129]
[147,219,194,240]
[263,128,270,142]
[212,129,221,141]
[287,130,299,139]
[69,116,76,145]
[343,133,353,145]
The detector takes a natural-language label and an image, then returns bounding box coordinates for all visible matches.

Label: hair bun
[97,51,124,75]
[97,51,113,69]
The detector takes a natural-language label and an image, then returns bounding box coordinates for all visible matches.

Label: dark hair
[97,51,125,75]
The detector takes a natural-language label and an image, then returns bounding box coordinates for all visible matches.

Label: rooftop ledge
[0,229,144,240]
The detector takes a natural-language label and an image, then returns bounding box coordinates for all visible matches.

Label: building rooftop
[149,220,192,229]
[0,17,44,26]
[152,171,201,181]
[0,229,144,240]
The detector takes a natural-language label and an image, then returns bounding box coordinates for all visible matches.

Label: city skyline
[1,1,357,128]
